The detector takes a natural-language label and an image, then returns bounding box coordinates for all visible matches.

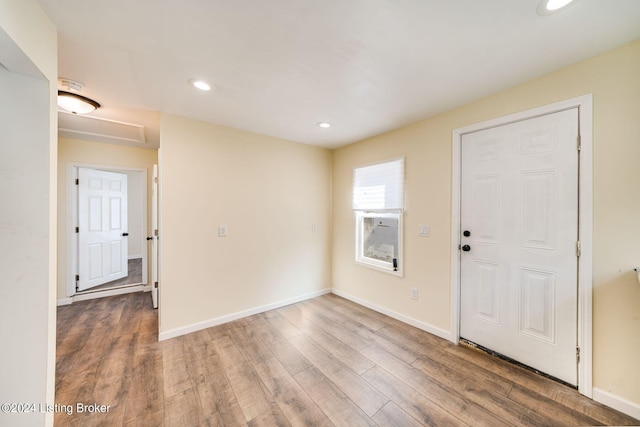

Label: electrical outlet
[312,223,319,232]
[411,288,419,300]
[218,225,228,237]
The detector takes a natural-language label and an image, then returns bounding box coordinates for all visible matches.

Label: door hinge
[576,347,581,363]
[154,229,159,237]
[75,226,79,233]
[577,134,581,151]
[576,241,581,257]
[75,178,79,185]
[154,177,158,184]
[75,274,80,281]
[154,281,158,289]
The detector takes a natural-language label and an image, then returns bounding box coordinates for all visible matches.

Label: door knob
[146,237,153,241]
[122,232,129,237]
[461,244,471,252]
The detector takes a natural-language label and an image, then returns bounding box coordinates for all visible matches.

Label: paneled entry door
[77,168,128,292]
[460,108,579,386]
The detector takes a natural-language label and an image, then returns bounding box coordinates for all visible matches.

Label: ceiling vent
[58,111,146,145]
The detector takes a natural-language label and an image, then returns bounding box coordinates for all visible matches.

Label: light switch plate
[218,225,228,237]
[419,225,430,237]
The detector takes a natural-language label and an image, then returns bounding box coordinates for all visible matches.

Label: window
[353,158,404,275]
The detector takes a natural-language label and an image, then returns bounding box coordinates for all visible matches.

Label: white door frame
[151,164,158,309]
[450,94,593,397]
[66,162,149,298]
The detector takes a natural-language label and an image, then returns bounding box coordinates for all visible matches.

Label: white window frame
[353,157,405,277]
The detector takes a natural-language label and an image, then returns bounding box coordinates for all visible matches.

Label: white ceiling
[39,0,640,149]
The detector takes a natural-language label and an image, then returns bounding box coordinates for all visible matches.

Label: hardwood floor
[55,292,639,426]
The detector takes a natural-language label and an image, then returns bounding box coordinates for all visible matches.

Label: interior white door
[151,164,158,309]
[78,168,128,291]
[460,108,579,385]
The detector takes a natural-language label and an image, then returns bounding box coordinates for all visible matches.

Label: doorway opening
[66,163,149,300]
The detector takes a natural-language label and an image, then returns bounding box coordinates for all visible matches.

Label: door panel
[473,260,500,324]
[521,170,556,249]
[519,267,555,342]
[89,196,101,230]
[108,240,123,274]
[88,244,102,280]
[110,197,122,229]
[78,168,128,291]
[460,108,579,386]
[474,174,501,243]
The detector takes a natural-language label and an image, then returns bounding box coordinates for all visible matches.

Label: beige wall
[332,39,640,406]
[0,1,57,425]
[56,137,158,300]
[159,113,332,335]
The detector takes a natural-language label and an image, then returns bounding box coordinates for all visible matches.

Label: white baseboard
[331,288,453,342]
[159,288,331,341]
[593,388,640,420]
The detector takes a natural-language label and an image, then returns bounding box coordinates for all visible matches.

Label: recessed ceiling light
[317,122,331,128]
[189,79,211,91]
[537,0,576,15]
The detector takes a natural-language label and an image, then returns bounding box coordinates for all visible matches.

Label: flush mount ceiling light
[188,78,212,91]
[57,91,101,114]
[317,122,331,128]
[537,0,577,15]
[57,79,100,114]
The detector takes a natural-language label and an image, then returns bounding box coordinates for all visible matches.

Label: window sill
[355,259,403,277]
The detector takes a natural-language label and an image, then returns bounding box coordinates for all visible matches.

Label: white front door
[460,108,579,385]
[77,168,128,291]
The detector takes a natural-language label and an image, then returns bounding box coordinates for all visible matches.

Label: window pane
[362,216,398,263]
[353,158,404,210]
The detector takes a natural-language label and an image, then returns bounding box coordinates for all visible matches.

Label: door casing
[450,94,593,397]
[151,164,159,309]
[66,162,149,299]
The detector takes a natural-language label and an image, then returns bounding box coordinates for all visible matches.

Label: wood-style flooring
[55,292,639,426]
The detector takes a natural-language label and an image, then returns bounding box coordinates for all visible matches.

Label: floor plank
[55,292,640,426]
[288,334,389,417]
[212,335,275,423]
[278,306,375,375]
[253,356,333,426]
[361,365,466,426]
[294,366,376,427]
[360,344,511,427]
[372,401,425,427]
